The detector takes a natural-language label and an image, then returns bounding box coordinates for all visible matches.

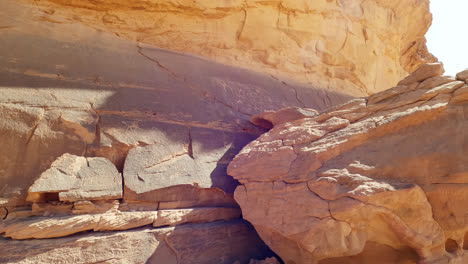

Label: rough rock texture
[11,0,435,96]
[0,0,349,211]
[27,153,122,202]
[0,220,271,264]
[0,208,241,239]
[0,0,445,263]
[0,0,358,262]
[228,64,468,264]
[0,0,355,262]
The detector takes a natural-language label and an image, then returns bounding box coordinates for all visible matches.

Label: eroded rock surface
[11,0,435,96]
[27,153,122,203]
[228,64,468,263]
[0,0,349,211]
[0,220,271,264]
[0,1,352,262]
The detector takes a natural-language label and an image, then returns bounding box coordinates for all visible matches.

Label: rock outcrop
[0,220,272,264]
[0,0,355,262]
[11,0,435,96]
[0,0,350,212]
[0,0,448,263]
[228,63,468,264]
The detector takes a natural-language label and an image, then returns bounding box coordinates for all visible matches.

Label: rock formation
[11,0,435,96]
[228,64,468,263]
[0,0,351,262]
[0,0,446,263]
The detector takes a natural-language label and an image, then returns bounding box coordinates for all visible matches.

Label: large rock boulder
[11,0,434,96]
[228,64,468,263]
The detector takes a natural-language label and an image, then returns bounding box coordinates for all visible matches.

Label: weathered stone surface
[250,107,318,129]
[0,220,273,264]
[228,65,468,263]
[153,208,241,227]
[7,0,434,96]
[398,62,445,85]
[417,75,456,90]
[0,0,446,263]
[451,85,468,105]
[27,154,122,202]
[456,69,468,82]
[0,207,241,239]
[0,0,350,211]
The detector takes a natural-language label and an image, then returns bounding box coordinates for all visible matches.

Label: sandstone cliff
[0,0,445,263]
[228,64,468,264]
[0,0,350,263]
[14,0,435,96]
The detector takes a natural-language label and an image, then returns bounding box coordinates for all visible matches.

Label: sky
[425,0,468,76]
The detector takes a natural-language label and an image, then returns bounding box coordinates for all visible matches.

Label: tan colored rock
[228,69,468,263]
[367,84,417,105]
[72,200,119,214]
[0,214,101,239]
[416,75,456,90]
[11,0,435,96]
[450,85,468,104]
[456,69,468,82]
[0,220,273,264]
[0,207,241,239]
[31,202,73,217]
[27,154,122,202]
[398,62,445,86]
[0,0,350,211]
[250,107,318,129]
[153,207,241,227]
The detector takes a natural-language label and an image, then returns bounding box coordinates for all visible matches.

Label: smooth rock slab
[0,207,241,239]
[27,154,122,202]
[228,66,468,264]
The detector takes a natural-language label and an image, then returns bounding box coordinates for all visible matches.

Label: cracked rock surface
[228,63,468,264]
[12,0,435,96]
[0,220,272,264]
[0,1,351,263]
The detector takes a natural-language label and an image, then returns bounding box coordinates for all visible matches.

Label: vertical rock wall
[13,0,435,96]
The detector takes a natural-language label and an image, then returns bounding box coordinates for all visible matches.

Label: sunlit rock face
[13,0,435,96]
[0,0,351,263]
[228,64,468,264]
[0,0,442,263]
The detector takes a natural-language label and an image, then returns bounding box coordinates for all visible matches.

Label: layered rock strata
[11,0,435,96]
[0,1,352,262]
[228,63,468,264]
[0,220,272,264]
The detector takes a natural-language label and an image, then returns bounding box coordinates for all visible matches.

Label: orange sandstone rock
[228,64,468,264]
[13,0,436,96]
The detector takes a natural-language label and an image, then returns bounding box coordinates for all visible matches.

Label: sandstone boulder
[0,0,349,210]
[228,64,468,263]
